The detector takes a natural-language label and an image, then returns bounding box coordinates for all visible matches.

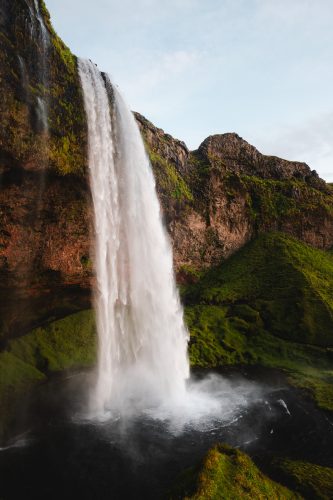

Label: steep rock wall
[137,115,333,279]
[0,0,92,340]
[1,0,333,339]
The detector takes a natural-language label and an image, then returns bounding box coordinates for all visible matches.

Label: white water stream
[78,59,190,418]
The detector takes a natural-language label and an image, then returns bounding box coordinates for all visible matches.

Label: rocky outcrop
[137,115,333,277]
[135,112,189,176]
[198,133,326,187]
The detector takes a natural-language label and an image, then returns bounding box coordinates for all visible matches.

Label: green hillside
[172,444,300,500]
[183,233,333,410]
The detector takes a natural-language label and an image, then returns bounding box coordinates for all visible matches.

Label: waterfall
[24,0,50,133]
[78,59,189,417]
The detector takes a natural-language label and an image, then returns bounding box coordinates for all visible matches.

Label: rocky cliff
[0,0,92,341]
[137,114,333,281]
[1,0,333,341]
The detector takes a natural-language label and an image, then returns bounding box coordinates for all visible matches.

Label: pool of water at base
[1,368,333,500]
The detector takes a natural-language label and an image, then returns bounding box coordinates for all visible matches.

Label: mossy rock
[0,309,96,439]
[242,175,333,228]
[148,149,193,203]
[0,0,87,177]
[172,444,301,499]
[272,458,333,499]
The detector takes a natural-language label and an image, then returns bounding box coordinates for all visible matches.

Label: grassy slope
[0,309,96,438]
[183,232,333,411]
[271,458,333,500]
[172,444,300,500]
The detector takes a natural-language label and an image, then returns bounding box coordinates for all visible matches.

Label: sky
[47,0,333,181]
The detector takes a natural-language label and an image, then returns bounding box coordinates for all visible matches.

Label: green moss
[0,310,96,438]
[8,309,96,372]
[272,458,333,499]
[179,265,203,283]
[149,150,193,202]
[185,306,248,367]
[184,232,333,347]
[0,0,87,177]
[173,444,300,499]
[183,233,333,411]
[242,175,333,226]
[0,351,45,399]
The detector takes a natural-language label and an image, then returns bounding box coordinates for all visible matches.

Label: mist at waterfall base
[3,369,333,500]
[76,59,258,431]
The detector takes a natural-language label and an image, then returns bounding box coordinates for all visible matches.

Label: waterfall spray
[78,59,189,418]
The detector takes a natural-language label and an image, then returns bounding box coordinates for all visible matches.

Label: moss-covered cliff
[0,0,87,175]
[1,0,333,341]
[0,0,93,341]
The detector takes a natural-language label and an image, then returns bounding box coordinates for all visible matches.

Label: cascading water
[78,59,189,417]
[34,0,49,134]
[24,0,50,133]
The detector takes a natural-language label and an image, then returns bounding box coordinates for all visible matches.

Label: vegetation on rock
[172,444,300,499]
[183,233,333,411]
[271,458,333,500]
[0,309,96,438]
[149,150,193,203]
[0,0,87,176]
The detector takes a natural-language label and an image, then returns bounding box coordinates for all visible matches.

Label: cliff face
[1,0,333,341]
[0,0,92,340]
[137,115,333,279]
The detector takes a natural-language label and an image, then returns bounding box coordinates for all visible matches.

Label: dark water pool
[1,369,333,499]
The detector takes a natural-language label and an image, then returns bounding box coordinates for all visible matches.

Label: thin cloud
[257,112,333,181]
[125,50,202,94]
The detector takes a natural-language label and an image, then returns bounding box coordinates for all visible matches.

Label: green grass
[149,150,193,202]
[172,444,300,499]
[8,310,96,372]
[184,232,333,347]
[0,310,96,438]
[272,458,333,499]
[183,233,333,411]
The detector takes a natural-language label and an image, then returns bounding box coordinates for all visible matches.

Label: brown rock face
[135,112,189,176]
[137,117,333,275]
[0,168,93,341]
[1,1,333,340]
[198,133,326,188]
[0,0,92,341]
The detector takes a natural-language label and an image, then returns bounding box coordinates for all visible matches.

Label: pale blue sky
[47,0,333,181]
